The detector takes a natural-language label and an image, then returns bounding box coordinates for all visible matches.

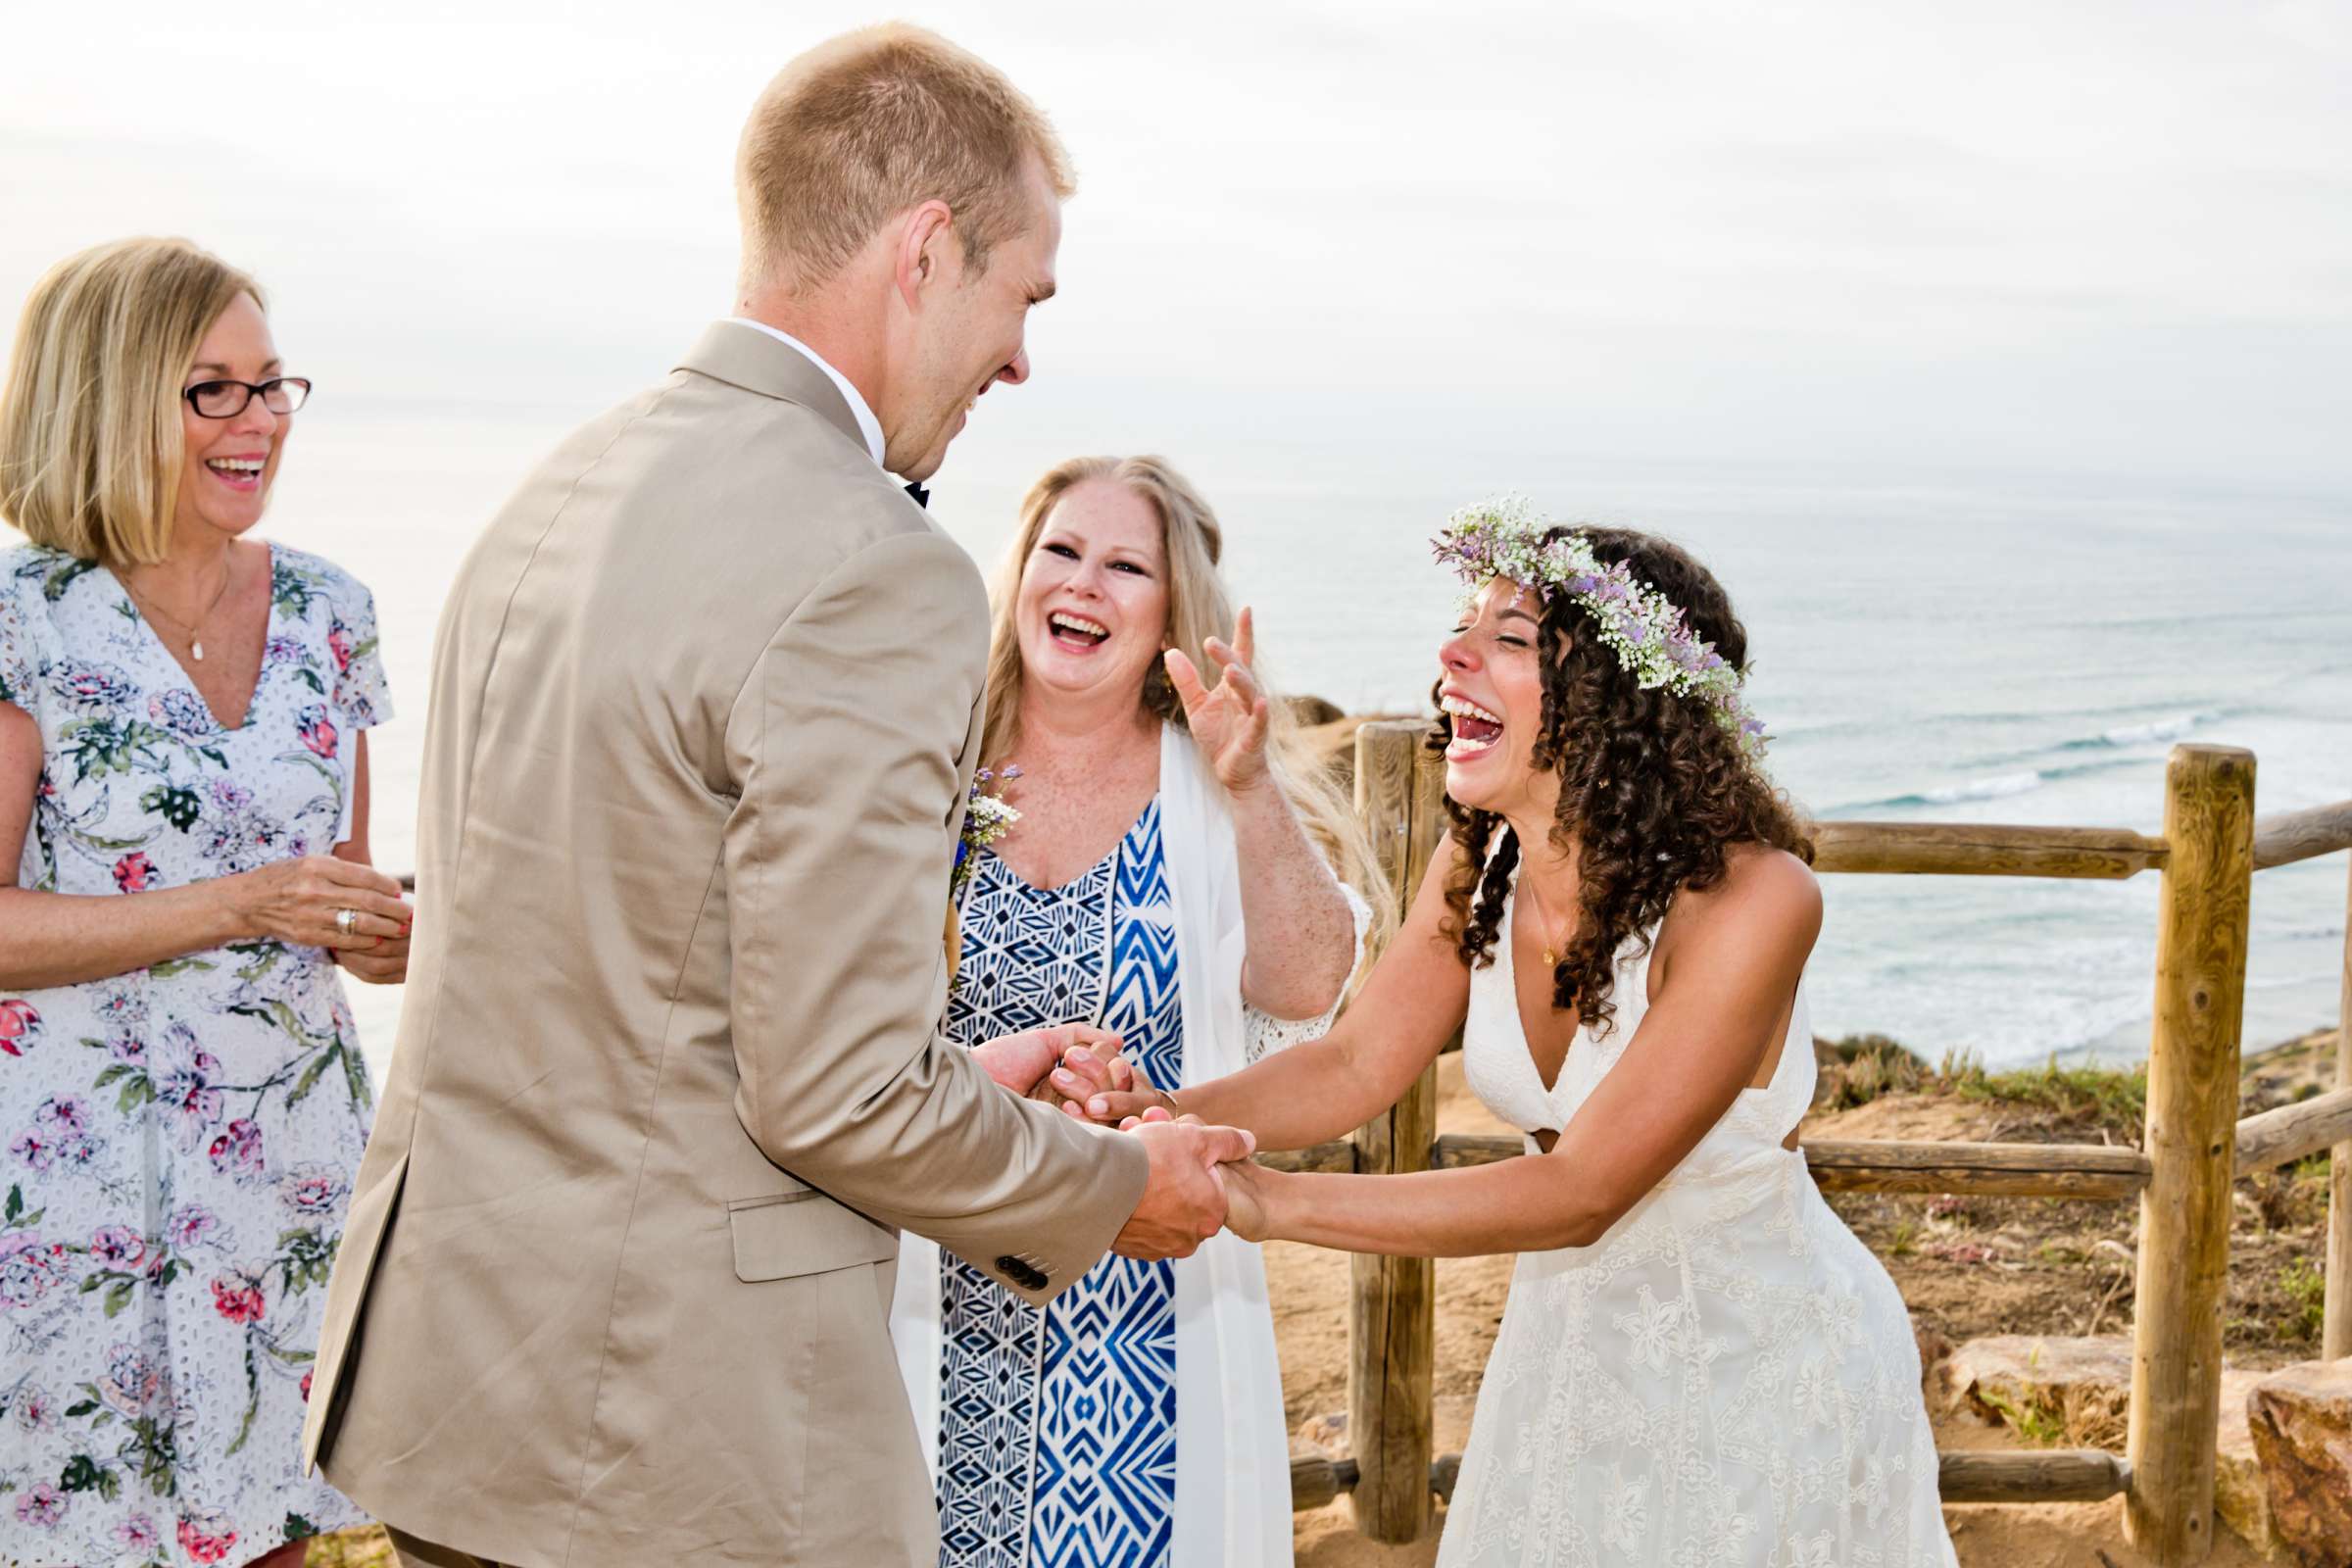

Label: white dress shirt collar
[725,317,886,468]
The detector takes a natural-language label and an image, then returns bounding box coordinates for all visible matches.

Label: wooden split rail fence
[1282,721,2352,1565]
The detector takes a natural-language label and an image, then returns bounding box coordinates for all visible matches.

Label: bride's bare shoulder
[1677,842,1820,936]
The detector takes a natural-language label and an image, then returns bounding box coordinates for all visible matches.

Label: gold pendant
[1543,947,1557,967]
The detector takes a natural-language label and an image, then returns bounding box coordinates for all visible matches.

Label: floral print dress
[0,542,388,1568]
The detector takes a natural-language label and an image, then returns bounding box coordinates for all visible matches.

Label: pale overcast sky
[5,0,2348,495]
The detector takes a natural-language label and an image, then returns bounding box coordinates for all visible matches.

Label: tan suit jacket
[303,321,1150,1567]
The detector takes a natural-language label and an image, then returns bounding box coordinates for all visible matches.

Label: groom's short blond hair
[737,24,1075,294]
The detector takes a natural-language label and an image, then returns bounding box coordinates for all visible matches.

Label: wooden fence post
[1348,721,1441,1544]
[2326,852,2352,1360]
[2127,745,2257,1564]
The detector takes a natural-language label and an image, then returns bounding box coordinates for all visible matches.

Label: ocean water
[256,408,2351,1076]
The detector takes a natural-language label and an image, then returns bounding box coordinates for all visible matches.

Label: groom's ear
[895,200,958,308]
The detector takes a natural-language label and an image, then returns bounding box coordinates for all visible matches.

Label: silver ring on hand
[334,907,359,939]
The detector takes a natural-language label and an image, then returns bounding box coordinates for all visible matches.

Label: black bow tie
[904,481,930,510]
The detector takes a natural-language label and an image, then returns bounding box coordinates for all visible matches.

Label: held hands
[1049,1045,1178,1125]
[979,1034,1260,1256]
[971,1023,1128,1106]
[1164,607,1271,798]
[221,857,412,978]
[1111,1114,1256,1259]
[1055,1047,1273,1248]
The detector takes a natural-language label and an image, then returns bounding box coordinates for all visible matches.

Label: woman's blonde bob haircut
[983,456,1392,947]
[0,236,261,567]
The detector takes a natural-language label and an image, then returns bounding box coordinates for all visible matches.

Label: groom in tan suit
[304,26,1251,1568]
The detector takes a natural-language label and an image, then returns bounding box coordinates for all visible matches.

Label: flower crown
[1431,496,1769,762]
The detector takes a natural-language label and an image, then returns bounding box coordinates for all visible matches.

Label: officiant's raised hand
[1164,606,1271,797]
[1112,1115,1255,1259]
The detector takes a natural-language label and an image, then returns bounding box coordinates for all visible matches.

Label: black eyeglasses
[182,377,313,418]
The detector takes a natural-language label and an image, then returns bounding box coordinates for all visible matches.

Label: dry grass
[306,1528,393,1567]
[1816,1027,2338,1367]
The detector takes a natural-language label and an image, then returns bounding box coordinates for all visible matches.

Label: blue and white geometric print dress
[933,798,1183,1568]
[0,542,385,1568]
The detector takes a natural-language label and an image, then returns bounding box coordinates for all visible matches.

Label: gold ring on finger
[334,907,359,938]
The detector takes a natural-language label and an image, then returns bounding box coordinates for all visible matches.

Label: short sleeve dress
[0,541,388,1568]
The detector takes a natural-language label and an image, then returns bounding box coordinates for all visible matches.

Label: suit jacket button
[995,1255,1048,1290]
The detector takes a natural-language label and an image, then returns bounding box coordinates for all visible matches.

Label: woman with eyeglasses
[0,238,405,1568]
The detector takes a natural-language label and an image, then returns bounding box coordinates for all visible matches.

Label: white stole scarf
[888,725,1296,1568]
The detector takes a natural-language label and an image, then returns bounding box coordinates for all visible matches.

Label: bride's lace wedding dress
[1439,864,1958,1567]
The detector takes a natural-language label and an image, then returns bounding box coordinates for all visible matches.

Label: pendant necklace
[1520,864,1573,970]
[125,562,235,662]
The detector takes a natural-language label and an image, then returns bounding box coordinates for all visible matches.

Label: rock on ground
[2215,1368,2278,1559]
[1940,1333,2134,1448]
[2250,1358,2352,1568]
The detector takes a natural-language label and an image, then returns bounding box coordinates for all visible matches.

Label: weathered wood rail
[1287,1446,2135,1511]
[1299,721,2352,1565]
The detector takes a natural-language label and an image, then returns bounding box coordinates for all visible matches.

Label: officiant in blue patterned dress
[890,457,1380,1568]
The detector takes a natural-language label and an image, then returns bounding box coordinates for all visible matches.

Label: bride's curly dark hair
[1431,526,1812,1039]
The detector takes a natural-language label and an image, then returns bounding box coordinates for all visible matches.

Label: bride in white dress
[1055,506,1958,1566]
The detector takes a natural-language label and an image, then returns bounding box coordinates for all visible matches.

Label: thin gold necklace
[123,560,235,662]
[1519,863,1573,970]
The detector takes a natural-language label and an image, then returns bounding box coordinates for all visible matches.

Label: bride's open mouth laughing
[1443,691,1504,760]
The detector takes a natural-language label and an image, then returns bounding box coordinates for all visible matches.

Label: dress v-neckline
[103,542,277,733]
[985,794,1156,898]
[1501,875,1578,1101]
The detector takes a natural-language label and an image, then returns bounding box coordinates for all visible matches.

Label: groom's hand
[1112,1117,1256,1260]
[971,1024,1126,1100]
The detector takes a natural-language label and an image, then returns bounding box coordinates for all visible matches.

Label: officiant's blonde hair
[1,237,260,566]
[737,24,1075,293]
[983,456,1393,945]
